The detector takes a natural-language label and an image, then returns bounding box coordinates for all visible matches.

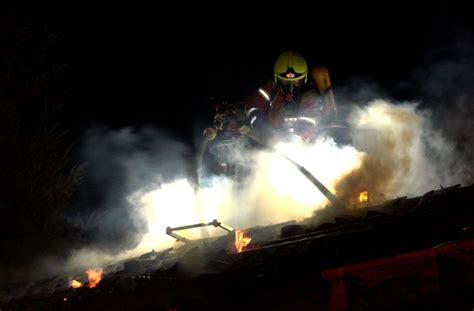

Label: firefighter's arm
[240,81,272,134]
[239,105,264,135]
[311,66,337,117]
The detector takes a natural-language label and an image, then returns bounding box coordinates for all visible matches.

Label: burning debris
[359,191,369,203]
[70,279,82,289]
[85,269,103,288]
[234,229,251,253]
[69,268,103,289]
[2,184,473,310]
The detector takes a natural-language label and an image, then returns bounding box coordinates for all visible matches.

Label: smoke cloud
[335,100,472,207]
[56,127,194,272]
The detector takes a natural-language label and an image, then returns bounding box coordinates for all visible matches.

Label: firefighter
[203,51,338,142]
[200,51,340,176]
[241,50,338,142]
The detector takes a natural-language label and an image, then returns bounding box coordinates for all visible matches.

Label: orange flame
[70,279,82,288]
[85,268,103,288]
[235,229,251,253]
[359,191,369,203]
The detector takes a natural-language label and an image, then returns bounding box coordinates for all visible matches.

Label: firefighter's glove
[239,109,262,135]
[238,123,251,135]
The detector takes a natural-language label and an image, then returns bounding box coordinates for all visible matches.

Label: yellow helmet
[274,51,308,83]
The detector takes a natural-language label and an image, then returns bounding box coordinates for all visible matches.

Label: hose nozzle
[203,126,217,141]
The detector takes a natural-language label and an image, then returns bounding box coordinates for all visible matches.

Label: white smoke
[126,134,361,253]
[70,99,472,261]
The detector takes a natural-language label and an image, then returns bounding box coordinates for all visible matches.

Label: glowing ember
[70,279,82,288]
[235,229,252,253]
[359,191,369,203]
[85,268,103,288]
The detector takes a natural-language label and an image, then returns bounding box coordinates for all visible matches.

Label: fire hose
[191,127,218,238]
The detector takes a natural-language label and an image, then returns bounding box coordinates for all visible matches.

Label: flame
[235,229,252,253]
[359,191,369,203]
[85,268,103,288]
[70,279,82,288]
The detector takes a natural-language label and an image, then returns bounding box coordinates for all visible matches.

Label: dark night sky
[8,2,473,142]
